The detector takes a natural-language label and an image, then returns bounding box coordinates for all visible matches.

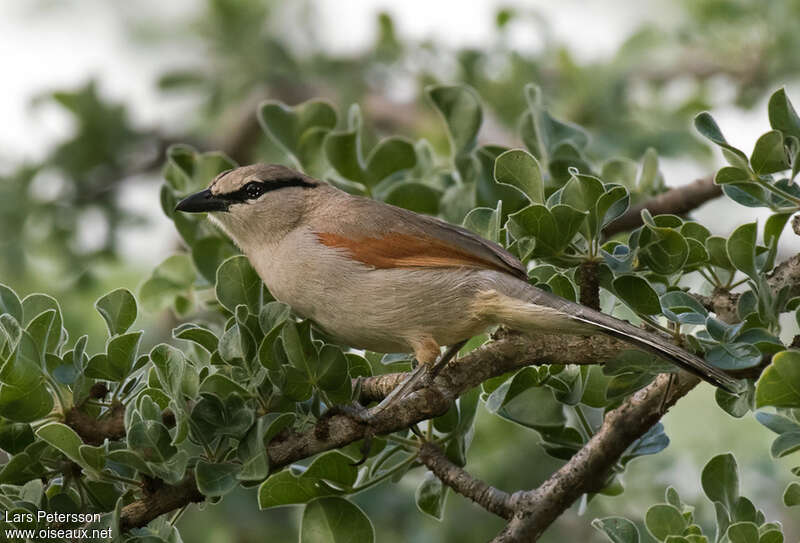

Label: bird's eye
[244,182,264,199]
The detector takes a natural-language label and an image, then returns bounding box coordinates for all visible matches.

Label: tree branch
[604,176,721,237]
[64,251,800,535]
[64,402,125,446]
[696,252,800,320]
[418,442,514,520]
[492,372,698,542]
[118,475,204,531]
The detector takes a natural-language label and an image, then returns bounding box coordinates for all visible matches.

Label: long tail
[476,282,740,393]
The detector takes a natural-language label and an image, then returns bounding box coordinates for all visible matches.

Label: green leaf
[783,481,800,506]
[191,236,238,284]
[300,497,375,543]
[259,301,291,335]
[258,99,338,176]
[592,517,640,543]
[706,236,734,269]
[705,343,762,371]
[613,275,662,315]
[173,323,218,353]
[383,182,440,215]
[561,173,605,240]
[507,204,584,257]
[415,472,447,520]
[715,167,751,185]
[35,423,86,467]
[190,393,254,441]
[0,284,22,323]
[25,310,57,358]
[768,88,800,140]
[548,273,576,302]
[638,225,689,275]
[726,222,758,280]
[149,344,185,396]
[164,144,236,195]
[751,131,789,175]
[139,254,197,313]
[494,149,545,204]
[304,451,358,488]
[694,112,749,168]
[258,470,336,509]
[21,294,63,353]
[1,330,44,388]
[0,383,53,422]
[316,345,350,393]
[660,291,708,324]
[755,350,800,408]
[0,421,34,454]
[638,148,663,194]
[427,84,482,155]
[215,255,262,314]
[127,420,177,463]
[645,504,687,541]
[521,83,589,162]
[701,453,739,513]
[596,185,630,231]
[726,522,759,543]
[602,159,639,191]
[770,431,800,457]
[325,132,367,184]
[237,420,269,482]
[95,289,137,336]
[199,373,250,398]
[463,204,502,243]
[195,460,240,497]
[755,411,800,434]
[365,136,416,183]
[87,331,142,382]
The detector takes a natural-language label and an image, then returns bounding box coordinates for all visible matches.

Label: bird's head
[175,163,319,249]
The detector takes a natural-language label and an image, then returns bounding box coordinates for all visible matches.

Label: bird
[175,163,739,409]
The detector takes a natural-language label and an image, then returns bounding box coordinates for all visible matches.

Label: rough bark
[604,176,721,237]
[419,442,514,520]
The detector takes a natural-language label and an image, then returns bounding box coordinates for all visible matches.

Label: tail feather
[477,283,740,393]
[570,312,739,393]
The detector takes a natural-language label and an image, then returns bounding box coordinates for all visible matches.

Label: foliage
[593,453,788,543]
[1,80,800,541]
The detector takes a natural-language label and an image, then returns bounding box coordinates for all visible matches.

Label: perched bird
[176,164,739,402]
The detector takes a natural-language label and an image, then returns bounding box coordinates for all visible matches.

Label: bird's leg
[327,339,467,437]
[427,339,468,381]
[371,338,467,415]
[658,373,675,414]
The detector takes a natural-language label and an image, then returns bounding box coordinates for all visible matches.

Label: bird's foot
[322,401,373,425]
[370,339,469,416]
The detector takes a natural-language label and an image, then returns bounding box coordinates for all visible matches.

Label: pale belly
[246,232,510,353]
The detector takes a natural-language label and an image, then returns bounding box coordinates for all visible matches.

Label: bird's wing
[313,195,528,280]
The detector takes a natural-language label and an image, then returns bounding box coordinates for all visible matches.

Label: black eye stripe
[222,176,317,203]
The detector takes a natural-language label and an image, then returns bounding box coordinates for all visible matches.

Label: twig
[491,372,699,542]
[604,176,721,237]
[418,442,514,520]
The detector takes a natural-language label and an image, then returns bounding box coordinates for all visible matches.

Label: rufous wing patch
[315,232,513,274]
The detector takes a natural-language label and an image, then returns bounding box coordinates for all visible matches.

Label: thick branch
[68,251,800,534]
[64,403,125,446]
[604,176,721,237]
[489,251,800,541]
[697,252,800,319]
[493,373,698,542]
[419,442,514,520]
[119,475,204,531]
